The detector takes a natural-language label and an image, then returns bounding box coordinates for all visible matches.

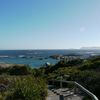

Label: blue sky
[0,0,100,49]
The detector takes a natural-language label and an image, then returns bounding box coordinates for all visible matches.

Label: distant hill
[80,47,100,50]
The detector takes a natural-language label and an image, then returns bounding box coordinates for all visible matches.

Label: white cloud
[80,27,86,32]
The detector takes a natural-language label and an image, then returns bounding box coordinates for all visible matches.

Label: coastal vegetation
[0,56,100,99]
[0,65,47,100]
[42,56,100,99]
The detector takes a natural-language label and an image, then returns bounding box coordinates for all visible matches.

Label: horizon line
[0,48,80,50]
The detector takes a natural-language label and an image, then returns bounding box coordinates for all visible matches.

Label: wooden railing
[49,80,99,100]
[75,82,99,100]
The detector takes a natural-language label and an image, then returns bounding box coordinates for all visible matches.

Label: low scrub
[0,76,47,100]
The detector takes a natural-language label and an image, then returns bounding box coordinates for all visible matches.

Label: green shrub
[9,65,31,75]
[6,76,47,100]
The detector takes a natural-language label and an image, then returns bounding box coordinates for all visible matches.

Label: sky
[0,0,100,49]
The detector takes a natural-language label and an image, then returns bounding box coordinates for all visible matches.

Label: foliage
[0,65,33,75]
[44,58,83,73]
[0,76,47,100]
[0,56,100,99]
[6,76,47,100]
[43,56,100,99]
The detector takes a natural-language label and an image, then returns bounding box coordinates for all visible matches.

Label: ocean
[0,49,100,68]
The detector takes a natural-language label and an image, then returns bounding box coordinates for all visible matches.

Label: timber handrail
[75,82,99,100]
[49,80,99,100]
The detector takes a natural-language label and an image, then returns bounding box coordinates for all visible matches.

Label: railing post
[59,94,64,100]
[74,85,77,94]
[60,76,63,88]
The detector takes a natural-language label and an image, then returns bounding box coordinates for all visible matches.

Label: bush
[9,65,31,75]
[6,76,47,100]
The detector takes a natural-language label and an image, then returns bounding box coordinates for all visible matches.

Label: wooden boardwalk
[46,90,59,100]
[46,88,83,100]
[64,94,83,100]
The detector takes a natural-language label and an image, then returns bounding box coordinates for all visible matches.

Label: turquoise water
[0,58,59,68]
[0,50,100,68]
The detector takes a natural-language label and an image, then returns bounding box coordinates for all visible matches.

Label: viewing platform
[47,80,99,100]
[47,88,83,100]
